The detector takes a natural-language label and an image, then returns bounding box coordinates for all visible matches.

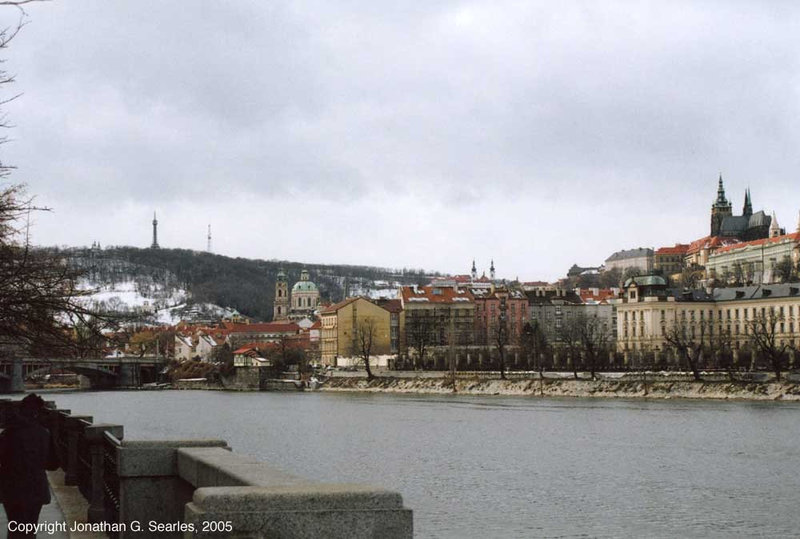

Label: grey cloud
[3,1,800,278]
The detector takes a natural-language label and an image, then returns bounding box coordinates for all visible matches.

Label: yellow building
[319,297,393,366]
[616,276,800,354]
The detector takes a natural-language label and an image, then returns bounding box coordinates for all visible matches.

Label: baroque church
[710,175,783,240]
[273,269,320,322]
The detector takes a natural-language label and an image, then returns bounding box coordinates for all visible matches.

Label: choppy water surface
[51,391,800,538]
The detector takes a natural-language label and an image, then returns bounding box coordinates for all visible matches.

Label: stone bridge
[0,356,165,393]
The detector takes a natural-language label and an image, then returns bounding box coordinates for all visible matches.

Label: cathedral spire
[715,173,728,206]
[490,259,496,280]
[743,188,752,217]
[471,259,477,281]
[710,175,732,237]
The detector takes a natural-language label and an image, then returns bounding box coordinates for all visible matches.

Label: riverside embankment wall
[321,375,800,401]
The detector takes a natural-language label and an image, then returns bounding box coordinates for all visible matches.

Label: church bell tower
[273,269,289,321]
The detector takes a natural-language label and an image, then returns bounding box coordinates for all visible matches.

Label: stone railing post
[178,447,413,539]
[116,439,229,537]
[10,357,24,393]
[85,424,124,523]
[64,415,93,485]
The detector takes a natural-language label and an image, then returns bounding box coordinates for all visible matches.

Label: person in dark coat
[0,394,59,538]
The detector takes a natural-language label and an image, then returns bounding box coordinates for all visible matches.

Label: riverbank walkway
[0,470,103,539]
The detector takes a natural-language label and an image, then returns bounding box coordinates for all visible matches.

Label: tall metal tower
[151,212,160,249]
[207,224,212,253]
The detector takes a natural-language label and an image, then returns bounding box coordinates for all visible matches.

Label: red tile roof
[523,281,550,287]
[400,286,475,304]
[320,297,361,314]
[713,232,800,254]
[655,244,689,255]
[376,299,403,313]
[226,322,300,334]
[686,235,739,255]
[578,288,619,304]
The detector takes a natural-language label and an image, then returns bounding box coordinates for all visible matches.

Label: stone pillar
[50,410,71,466]
[64,415,93,485]
[117,439,228,537]
[85,424,124,523]
[117,363,139,387]
[10,357,24,393]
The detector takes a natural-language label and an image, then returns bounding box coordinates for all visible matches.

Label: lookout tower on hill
[151,212,160,249]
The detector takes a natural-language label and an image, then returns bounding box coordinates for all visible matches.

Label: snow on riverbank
[321,376,800,401]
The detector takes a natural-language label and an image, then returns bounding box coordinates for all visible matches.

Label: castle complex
[709,175,782,240]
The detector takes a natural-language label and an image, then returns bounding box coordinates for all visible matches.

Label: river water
[49,390,800,538]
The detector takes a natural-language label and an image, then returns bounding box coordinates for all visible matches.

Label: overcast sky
[3,1,799,281]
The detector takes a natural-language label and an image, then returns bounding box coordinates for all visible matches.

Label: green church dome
[292,280,318,293]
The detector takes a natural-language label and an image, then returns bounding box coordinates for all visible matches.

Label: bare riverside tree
[0,1,112,359]
[557,314,582,379]
[712,326,736,382]
[405,310,438,370]
[351,316,378,381]
[662,316,706,381]
[573,310,612,380]
[747,308,791,381]
[493,296,509,380]
[520,320,548,375]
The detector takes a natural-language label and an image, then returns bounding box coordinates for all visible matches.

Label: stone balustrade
[0,398,413,539]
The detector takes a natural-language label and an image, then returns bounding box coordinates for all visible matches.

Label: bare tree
[405,310,438,370]
[0,2,111,359]
[574,311,612,380]
[557,315,583,379]
[774,257,798,284]
[599,267,623,289]
[662,317,706,381]
[678,267,703,290]
[748,309,790,381]
[492,297,509,380]
[352,317,378,380]
[712,326,736,382]
[520,320,548,375]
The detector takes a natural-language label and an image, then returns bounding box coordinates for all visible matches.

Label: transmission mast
[207,224,212,253]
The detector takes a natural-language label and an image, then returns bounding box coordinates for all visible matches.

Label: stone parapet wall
[2,398,413,539]
[322,374,800,401]
[178,447,412,538]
